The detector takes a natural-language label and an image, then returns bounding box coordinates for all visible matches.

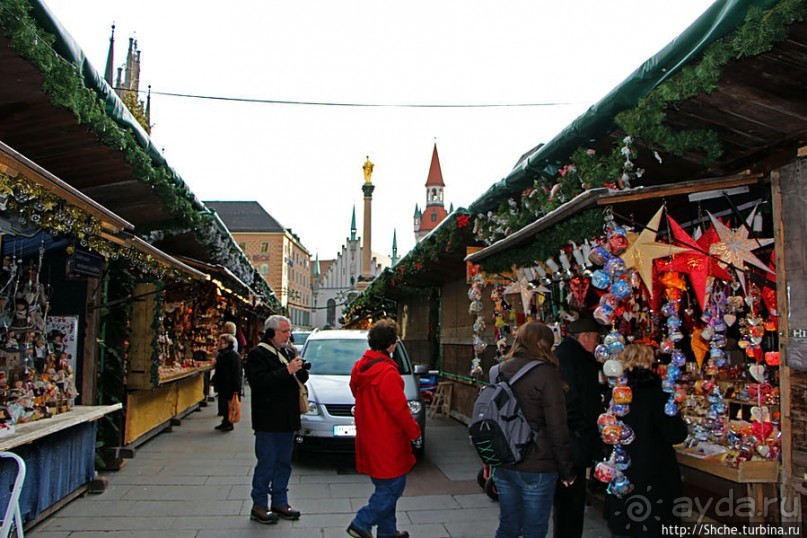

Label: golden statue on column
[363,156,374,184]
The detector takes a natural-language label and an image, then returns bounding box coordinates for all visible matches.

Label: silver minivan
[297,330,427,454]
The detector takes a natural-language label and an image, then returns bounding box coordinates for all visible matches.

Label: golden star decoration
[707,211,774,292]
[622,206,690,299]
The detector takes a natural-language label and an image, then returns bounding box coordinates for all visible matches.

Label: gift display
[472,201,781,484]
[0,253,78,431]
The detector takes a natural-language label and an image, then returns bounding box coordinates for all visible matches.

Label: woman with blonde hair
[606,343,688,537]
[492,321,575,538]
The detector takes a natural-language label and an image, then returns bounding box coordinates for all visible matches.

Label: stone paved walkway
[27,388,611,537]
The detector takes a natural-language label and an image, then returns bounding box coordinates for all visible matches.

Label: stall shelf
[676,450,779,523]
[0,404,120,530]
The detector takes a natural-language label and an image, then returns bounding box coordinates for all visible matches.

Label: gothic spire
[350,205,357,241]
[391,229,398,267]
[104,23,115,87]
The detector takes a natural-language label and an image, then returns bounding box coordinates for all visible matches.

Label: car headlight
[408,400,423,416]
[304,401,319,415]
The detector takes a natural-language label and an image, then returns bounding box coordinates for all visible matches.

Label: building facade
[312,207,390,329]
[206,201,312,328]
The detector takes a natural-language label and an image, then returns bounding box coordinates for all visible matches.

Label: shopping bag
[228,393,241,424]
[299,384,309,414]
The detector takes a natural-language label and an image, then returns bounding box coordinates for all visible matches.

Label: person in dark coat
[606,343,689,537]
[553,315,607,537]
[212,333,242,432]
[245,315,309,525]
[493,321,576,538]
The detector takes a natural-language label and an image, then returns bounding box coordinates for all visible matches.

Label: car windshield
[302,338,411,375]
[292,332,311,346]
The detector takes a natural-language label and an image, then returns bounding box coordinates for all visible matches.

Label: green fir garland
[0,0,203,230]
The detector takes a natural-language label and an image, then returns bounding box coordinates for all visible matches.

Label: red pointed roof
[425,143,445,187]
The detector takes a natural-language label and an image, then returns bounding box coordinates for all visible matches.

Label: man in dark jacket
[553,315,606,538]
[245,315,309,525]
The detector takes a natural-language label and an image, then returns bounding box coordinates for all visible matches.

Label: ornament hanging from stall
[467,274,487,378]
[656,216,731,310]
[622,206,689,299]
[504,268,536,319]
[707,209,774,292]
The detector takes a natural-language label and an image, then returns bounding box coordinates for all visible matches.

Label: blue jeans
[493,467,557,538]
[251,431,295,507]
[352,475,407,537]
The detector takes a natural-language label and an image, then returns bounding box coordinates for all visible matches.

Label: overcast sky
[43,0,715,261]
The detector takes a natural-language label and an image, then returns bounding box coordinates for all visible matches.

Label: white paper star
[707,211,774,292]
[505,268,541,314]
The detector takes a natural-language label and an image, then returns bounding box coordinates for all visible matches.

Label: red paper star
[655,216,730,310]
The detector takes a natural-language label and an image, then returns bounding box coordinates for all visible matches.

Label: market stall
[465,174,787,524]
[0,142,172,529]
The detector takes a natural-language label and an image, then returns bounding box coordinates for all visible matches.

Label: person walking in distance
[493,321,575,538]
[245,315,309,525]
[347,319,421,538]
[212,333,242,432]
[553,315,607,537]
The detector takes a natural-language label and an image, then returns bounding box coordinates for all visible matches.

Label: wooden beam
[0,140,133,233]
[597,173,763,205]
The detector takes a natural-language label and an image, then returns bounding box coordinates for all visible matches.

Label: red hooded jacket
[350,349,422,479]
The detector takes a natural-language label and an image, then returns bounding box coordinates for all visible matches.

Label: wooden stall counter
[0,404,122,530]
[0,404,122,451]
[676,449,779,523]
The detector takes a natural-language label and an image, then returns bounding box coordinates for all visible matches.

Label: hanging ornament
[504,268,536,316]
[622,206,690,299]
[707,211,774,292]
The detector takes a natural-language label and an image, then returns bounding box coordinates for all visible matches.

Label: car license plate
[333,425,356,437]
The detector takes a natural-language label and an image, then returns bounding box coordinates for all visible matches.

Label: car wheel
[484,477,499,502]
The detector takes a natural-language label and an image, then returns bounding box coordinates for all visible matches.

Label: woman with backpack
[492,321,575,538]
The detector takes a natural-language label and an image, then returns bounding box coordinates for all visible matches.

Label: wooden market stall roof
[466,173,766,263]
[0,2,282,303]
[469,0,807,216]
[1,140,208,281]
[0,140,133,234]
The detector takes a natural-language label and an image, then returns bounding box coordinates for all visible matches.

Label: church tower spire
[391,229,398,267]
[350,205,357,241]
[104,23,115,87]
[145,84,151,126]
[415,142,448,241]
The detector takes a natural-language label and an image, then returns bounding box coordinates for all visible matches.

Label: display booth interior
[462,177,785,524]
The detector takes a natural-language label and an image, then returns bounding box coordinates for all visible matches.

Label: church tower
[415,143,448,241]
[106,28,150,134]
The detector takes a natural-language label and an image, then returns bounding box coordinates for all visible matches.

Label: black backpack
[469,361,542,466]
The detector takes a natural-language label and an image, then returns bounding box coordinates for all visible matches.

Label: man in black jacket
[245,315,309,525]
[553,315,606,538]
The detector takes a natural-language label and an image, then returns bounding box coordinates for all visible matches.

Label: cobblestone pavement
[28,389,611,537]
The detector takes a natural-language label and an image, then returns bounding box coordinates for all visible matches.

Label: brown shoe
[271,503,301,520]
[250,504,279,524]
[347,523,373,538]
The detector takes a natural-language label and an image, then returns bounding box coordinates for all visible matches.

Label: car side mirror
[413,364,429,376]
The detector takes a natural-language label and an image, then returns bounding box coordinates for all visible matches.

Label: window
[260,264,268,275]
[260,242,269,253]
[327,299,336,326]
[431,212,437,222]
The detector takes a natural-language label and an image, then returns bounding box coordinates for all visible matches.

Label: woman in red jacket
[347,319,422,538]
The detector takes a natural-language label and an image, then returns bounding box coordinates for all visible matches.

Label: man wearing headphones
[245,315,309,525]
